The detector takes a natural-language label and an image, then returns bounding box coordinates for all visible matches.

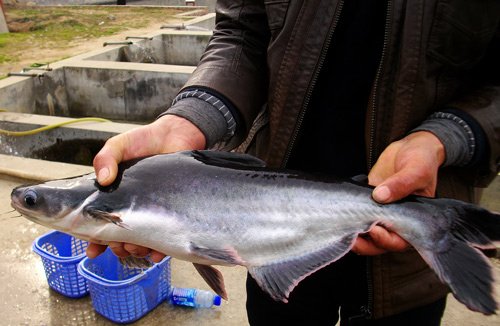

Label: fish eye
[24,190,38,206]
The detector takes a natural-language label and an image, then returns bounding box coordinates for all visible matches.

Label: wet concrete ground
[0,163,499,326]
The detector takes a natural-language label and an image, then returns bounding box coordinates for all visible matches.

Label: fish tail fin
[417,200,500,315]
[450,203,500,245]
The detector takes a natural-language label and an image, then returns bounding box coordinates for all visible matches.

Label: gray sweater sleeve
[157,90,235,149]
[161,91,477,168]
[411,112,476,167]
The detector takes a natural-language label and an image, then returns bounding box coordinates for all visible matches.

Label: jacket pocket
[427,0,500,69]
[264,0,290,34]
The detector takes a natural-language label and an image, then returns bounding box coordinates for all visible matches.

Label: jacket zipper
[363,1,393,321]
[368,0,392,169]
[281,0,345,168]
[348,256,374,324]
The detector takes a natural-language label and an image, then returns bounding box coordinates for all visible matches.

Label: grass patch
[1,5,188,68]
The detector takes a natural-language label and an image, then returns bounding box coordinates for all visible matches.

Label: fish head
[10,173,98,230]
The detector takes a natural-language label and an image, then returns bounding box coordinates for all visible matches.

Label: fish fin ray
[118,256,153,269]
[193,263,228,300]
[412,199,500,314]
[84,207,131,230]
[248,233,358,302]
[418,241,498,315]
[418,198,500,245]
[190,243,246,265]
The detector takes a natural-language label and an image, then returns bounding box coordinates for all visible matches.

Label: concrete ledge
[0,154,93,182]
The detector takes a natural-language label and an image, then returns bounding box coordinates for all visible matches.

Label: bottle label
[170,287,196,307]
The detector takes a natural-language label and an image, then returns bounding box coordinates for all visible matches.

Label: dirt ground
[0,4,196,76]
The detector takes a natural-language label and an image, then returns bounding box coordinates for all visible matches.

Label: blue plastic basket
[77,249,171,324]
[32,230,89,298]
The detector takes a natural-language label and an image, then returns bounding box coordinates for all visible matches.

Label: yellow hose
[0,114,112,136]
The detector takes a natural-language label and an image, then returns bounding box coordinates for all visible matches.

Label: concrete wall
[0,3,8,34]
[8,0,172,5]
[6,0,216,10]
[0,24,214,121]
[87,31,211,66]
[61,65,195,121]
[0,14,214,165]
[0,63,196,122]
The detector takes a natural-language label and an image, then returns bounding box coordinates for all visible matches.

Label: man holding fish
[88,1,500,325]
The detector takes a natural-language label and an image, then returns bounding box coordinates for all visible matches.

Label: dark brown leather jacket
[182,0,500,318]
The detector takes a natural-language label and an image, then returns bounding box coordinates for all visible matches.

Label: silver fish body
[10,150,500,315]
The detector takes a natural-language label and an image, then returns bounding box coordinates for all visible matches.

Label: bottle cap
[213,295,222,306]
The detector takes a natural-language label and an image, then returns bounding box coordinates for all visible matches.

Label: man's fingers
[150,250,168,263]
[86,242,108,259]
[87,241,165,263]
[351,236,388,256]
[108,241,132,258]
[369,225,409,251]
[352,226,409,255]
[123,243,151,258]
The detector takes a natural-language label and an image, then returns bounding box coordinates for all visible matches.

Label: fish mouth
[10,198,39,221]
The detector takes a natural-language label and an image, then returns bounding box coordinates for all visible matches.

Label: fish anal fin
[84,207,131,230]
[248,233,359,303]
[193,263,228,300]
[190,243,246,265]
[418,241,499,315]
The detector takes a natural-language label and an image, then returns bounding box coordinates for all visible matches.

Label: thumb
[372,169,431,204]
[93,141,124,186]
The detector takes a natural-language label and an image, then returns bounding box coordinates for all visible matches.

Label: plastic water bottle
[168,286,222,308]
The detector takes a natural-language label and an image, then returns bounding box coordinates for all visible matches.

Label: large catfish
[10,150,500,314]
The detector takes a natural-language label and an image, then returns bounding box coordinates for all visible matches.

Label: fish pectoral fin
[84,207,131,230]
[119,256,153,269]
[193,263,228,300]
[248,233,359,303]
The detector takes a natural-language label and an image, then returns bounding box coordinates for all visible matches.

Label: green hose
[0,111,111,136]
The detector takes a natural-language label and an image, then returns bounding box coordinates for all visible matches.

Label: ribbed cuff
[158,97,228,149]
[172,89,236,139]
[157,89,238,149]
[412,112,475,167]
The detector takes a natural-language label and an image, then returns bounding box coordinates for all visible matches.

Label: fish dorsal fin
[193,263,228,300]
[248,232,362,303]
[190,150,267,169]
[351,174,368,184]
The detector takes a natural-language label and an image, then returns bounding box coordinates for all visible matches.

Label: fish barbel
[10,150,500,314]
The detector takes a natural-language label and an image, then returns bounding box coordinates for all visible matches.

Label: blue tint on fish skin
[10,150,500,315]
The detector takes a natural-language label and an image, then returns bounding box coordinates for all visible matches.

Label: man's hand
[351,131,446,255]
[86,115,206,261]
[94,114,206,186]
